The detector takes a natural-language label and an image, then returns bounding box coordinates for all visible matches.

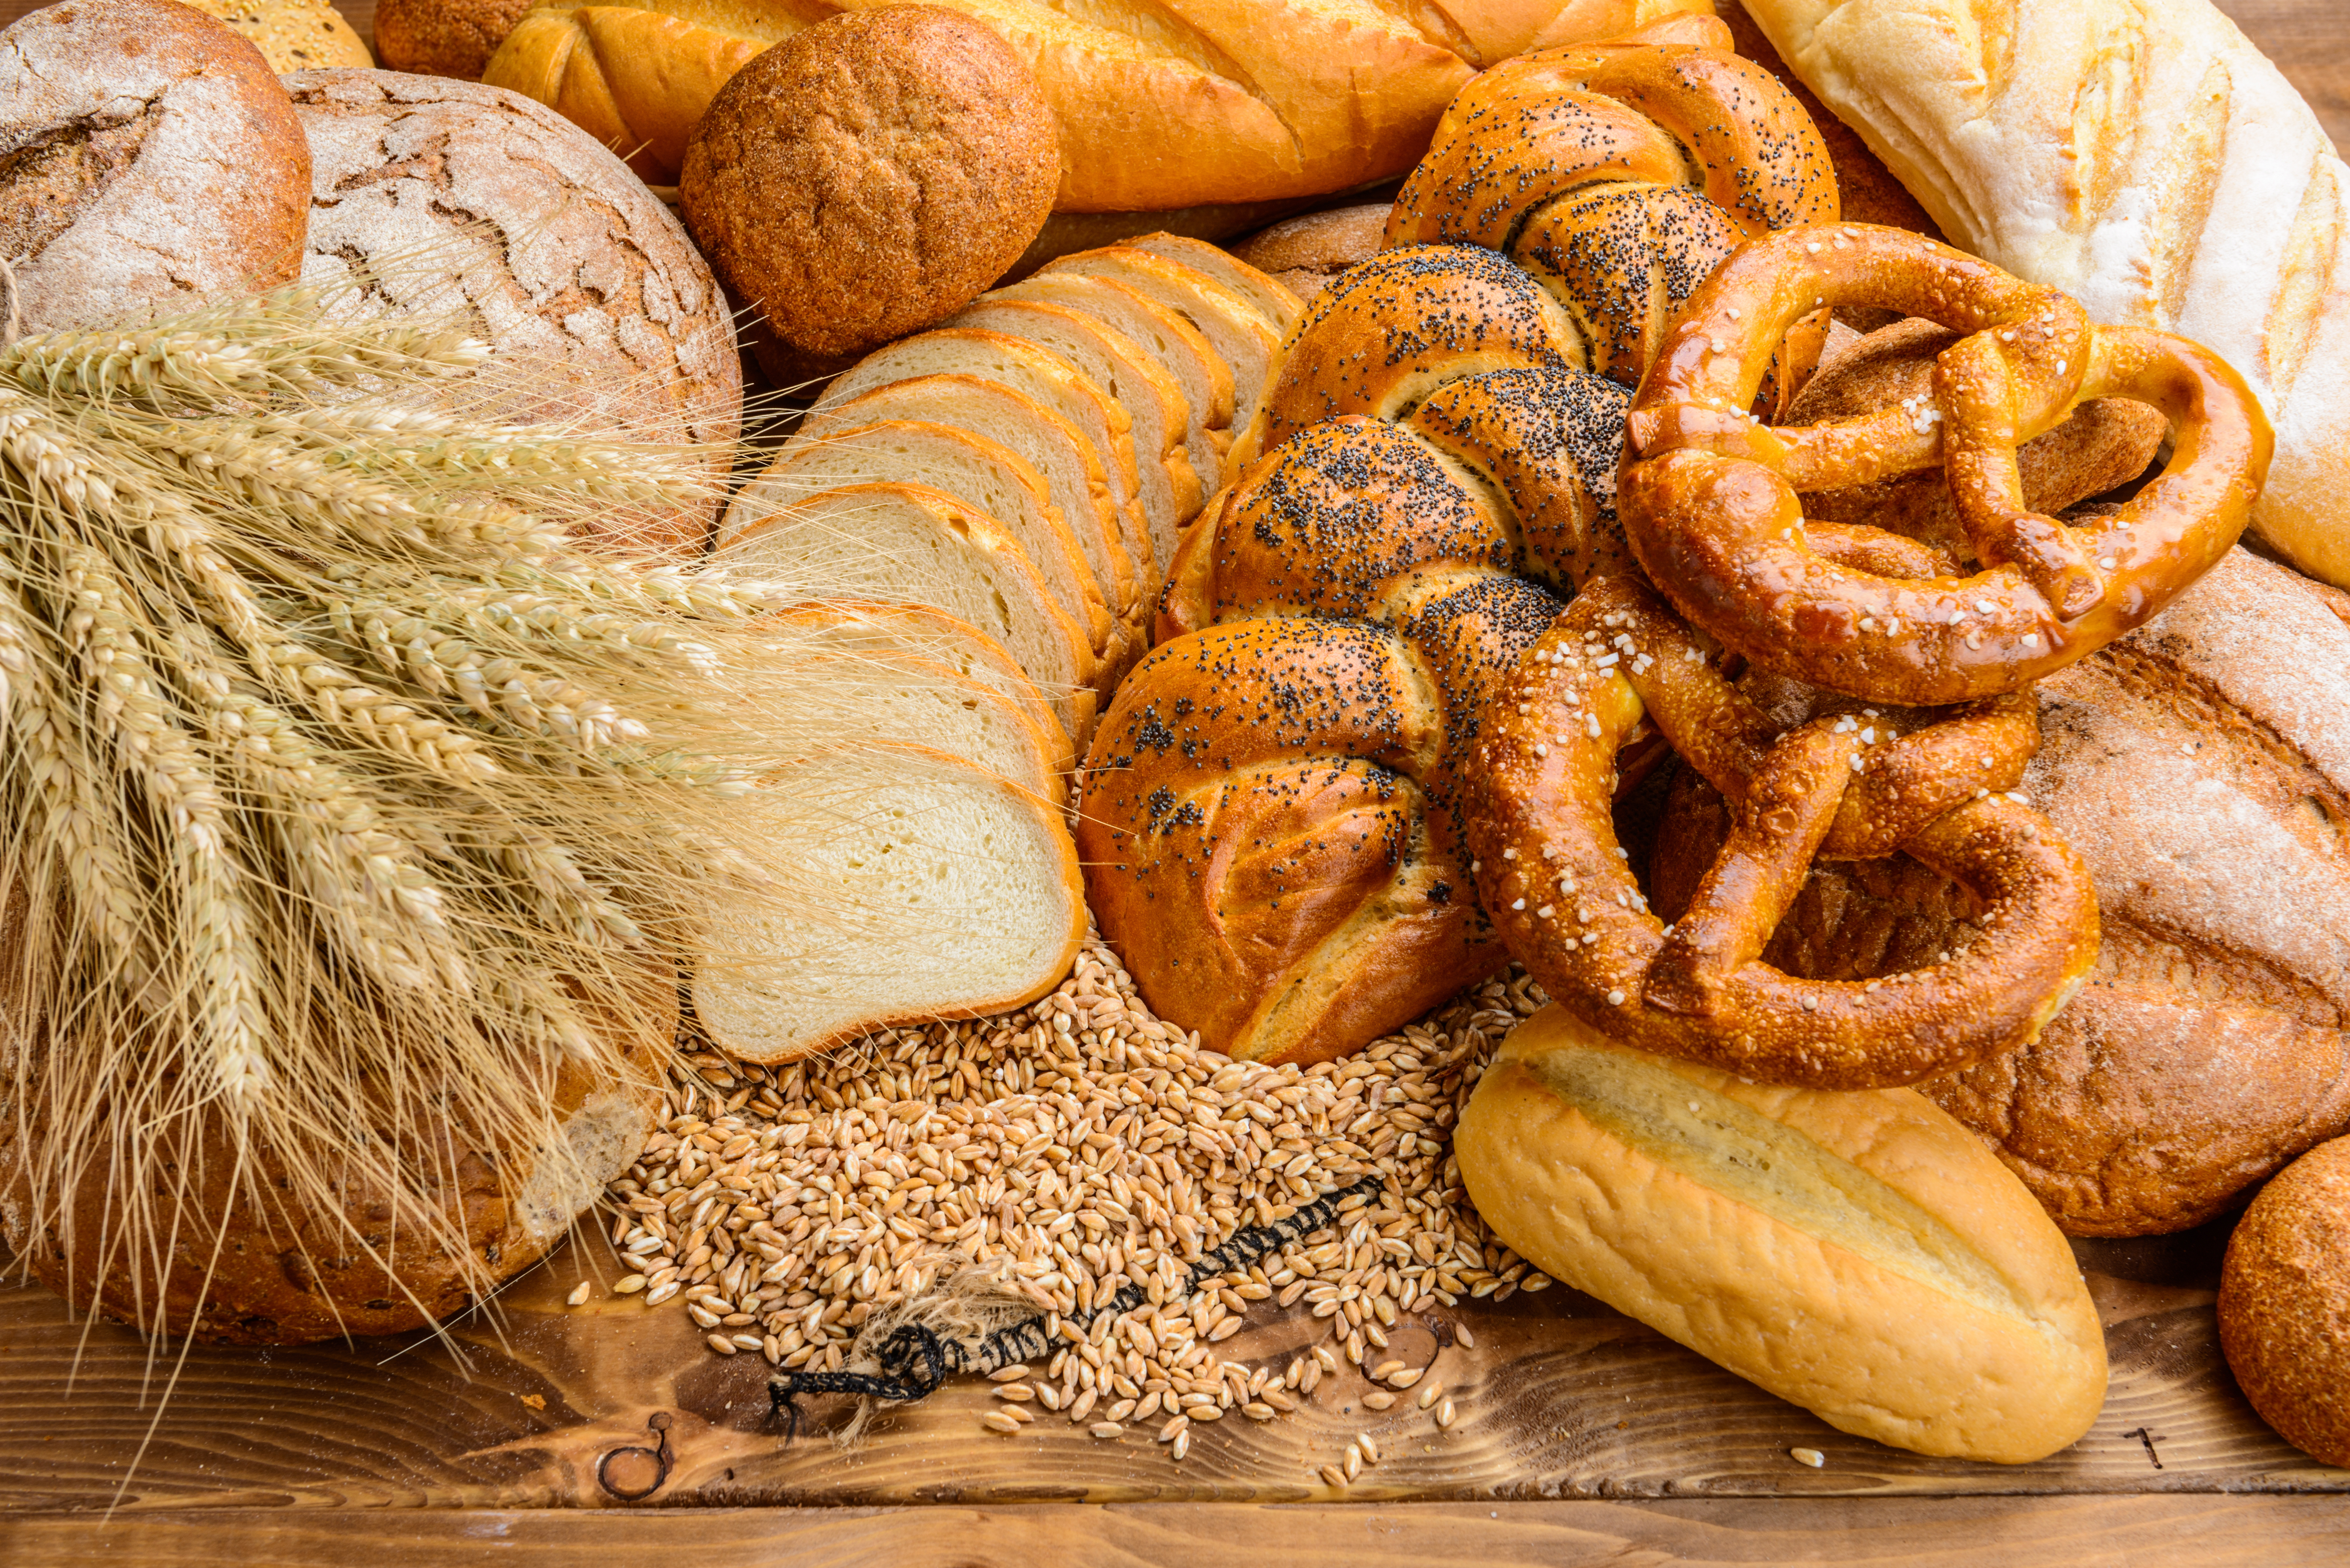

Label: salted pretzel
[1619,223,2273,705]
[1465,571,2100,1090]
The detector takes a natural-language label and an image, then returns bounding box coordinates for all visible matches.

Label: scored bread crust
[1457,1005,2107,1462]
[1736,0,2350,589]
[0,0,312,334]
[286,68,742,558]
[691,741,1085,1064]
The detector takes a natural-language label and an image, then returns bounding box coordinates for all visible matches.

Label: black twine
[767,1172,1387,1439]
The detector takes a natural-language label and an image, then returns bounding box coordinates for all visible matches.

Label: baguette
[1458,1004,2107,1462]
[1737,0,2350,589]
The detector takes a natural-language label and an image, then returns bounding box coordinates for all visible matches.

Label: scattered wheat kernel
[1358,1432,1381,1464]
[1158,1415,1190,1444]
[1004,1405,1036,1426]
[989,1365,1031,1383]
[1436,1399,1458,1429]
[1243,1403,1277,1421]
[1343,1446,1362,1480]
[1791,1447,1826,1468]
[994,1384,1036,1402]
[1389,1367,1423,1389]
[1171,1430,1191,1462]
[1418,1383,1443,1410]
[1091,1423,1124,1439]
[705,1334,737,1356]
[613,1274,647,1295]
[1320,1464,1350,1491]
[566,1281,592,1307]
[983,1411,1023,1435]
[1455,1324,1477,1349]
[1362,1392,1397,1411]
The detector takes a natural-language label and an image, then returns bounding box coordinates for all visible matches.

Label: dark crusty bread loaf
[2219,1135,2350,1467]
[286,68,741,557]
[1657,549,2350,1235]
[0,0,311,333]
[374,0,536,79]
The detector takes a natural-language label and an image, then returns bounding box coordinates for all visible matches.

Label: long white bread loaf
[1737,0,2350,588]
[1458,1004,2108,1462]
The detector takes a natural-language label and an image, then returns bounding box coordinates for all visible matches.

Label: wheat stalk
[0,274,895,1345]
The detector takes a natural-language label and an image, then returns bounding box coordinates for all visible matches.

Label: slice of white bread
[752,420,1112,666]
[767,650,1065,807]
[1457,1005,2107,1463]
[813,330,1155,595]
[995,272,1234,501]
[803,375,1139,638]
[944,297,1203,569]
[693,741,1084,1064]
[1039,246,1282,439]
[1122,232,1306,337]
[768,600,1073,777]
[716,483,1099,742]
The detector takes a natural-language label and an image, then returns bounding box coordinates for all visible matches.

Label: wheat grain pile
[605,935,1555,1465]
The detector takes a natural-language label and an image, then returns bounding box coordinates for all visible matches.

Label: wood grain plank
[3,1496,2348,1568]
[3,1227,2343,1511]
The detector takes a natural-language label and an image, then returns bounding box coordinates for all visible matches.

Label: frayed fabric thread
[767,1172,1386,1441]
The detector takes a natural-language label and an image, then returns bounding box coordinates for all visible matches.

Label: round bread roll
[181,0,373,71]
[0,0,310,334]
[2220,1136,2350,1468]
[679,7,1057,364]
[1457,1004,2108,1462]
[1229,203,1393,305]
[285,69,742,556]
[374,0,536,80]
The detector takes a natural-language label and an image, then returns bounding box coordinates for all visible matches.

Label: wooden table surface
[4,1,2349,1563]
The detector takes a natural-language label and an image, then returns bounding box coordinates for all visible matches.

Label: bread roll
[285,69,741,556]
[374,0,537,78]
[483,0,1714,202]
[1458,1004,2107,1462]
[1736,0,2350,589]
[1231,203,1393,304]
[0,0,310,334]
[181,0,373,71]
[2219,1135,2350,1468]
[679,9,1057,364]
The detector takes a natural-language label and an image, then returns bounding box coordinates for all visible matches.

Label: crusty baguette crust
[484,0,1714,201]
[1738,0,2350,589]
[1458,1004,2106,1462]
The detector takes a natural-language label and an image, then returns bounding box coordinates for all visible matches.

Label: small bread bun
[2220,1136,2350,1467]
[373,0,534,80]
[180,0,373,71]
[1230,203,1393,303]
[681,8,1058,363]
[1457,1004,2107,1462]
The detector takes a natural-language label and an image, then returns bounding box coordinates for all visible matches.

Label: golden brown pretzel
[1620,224,2273,705]
[1464,573,2100,1089]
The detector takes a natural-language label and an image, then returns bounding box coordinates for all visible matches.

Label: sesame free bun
[2220,1135,2350,1468]
[680,8,1058,364]
[1458,1004,2108,1462]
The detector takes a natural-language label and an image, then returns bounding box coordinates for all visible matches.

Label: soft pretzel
[1620,224,2273,705]
[1465,573,2101,1089]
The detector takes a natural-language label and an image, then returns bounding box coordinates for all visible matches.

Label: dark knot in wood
[597,1411,674,1502]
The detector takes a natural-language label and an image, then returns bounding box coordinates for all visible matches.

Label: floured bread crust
[285,69,742,556]
[0,0,310,332]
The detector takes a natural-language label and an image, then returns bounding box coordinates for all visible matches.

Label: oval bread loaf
[1457,1004,2107,1462]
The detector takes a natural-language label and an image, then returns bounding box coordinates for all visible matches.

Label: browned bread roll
[1786,318,2168,563]
[1655,549,2350,1235]
[2219,1136,2350,1468]
[483,0,1714,200]
[1,979,670,1344]
[680,8,1057,365]
[181,0,373,71]
[0,0,310,333]
[374,0,536,78]
[1458,1004,2107,1462]
[1230,203,1393,304]
[286,68,741,557]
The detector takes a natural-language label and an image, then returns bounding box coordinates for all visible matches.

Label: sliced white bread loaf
[1039,246,1282,440]
[692,741,1085,1064]
[813,330,1155,595]
[716,483,1099,742]
[1122,232,1306,336]
[803,373,1140,637]
[769,600,1073,776]
[943,297,1204,568]
[753,420,1113,669]
[768,650,1065,807]
[995,273,1235,502]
